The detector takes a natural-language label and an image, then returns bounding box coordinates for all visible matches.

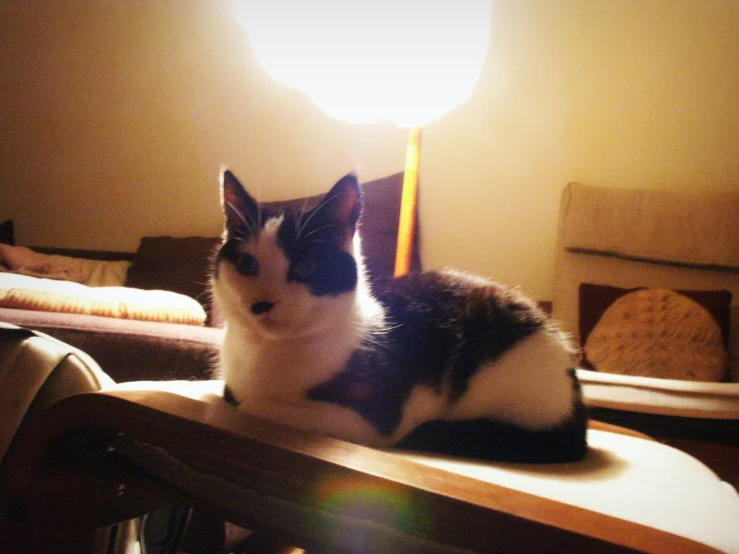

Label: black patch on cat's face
[279,174,360,296]
[217,169,360,296]
[277,214,358,297]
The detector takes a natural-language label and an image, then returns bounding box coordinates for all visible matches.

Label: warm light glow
[234,0,491,127]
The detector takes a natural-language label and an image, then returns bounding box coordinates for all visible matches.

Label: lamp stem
[394,126,422,277]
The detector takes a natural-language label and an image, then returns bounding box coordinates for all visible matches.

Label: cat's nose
[251,301,275,315]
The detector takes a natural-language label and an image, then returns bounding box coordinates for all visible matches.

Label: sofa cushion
[579,284,731,381]
[0,308,222,383]
[562,183,739,269]
[0,273,207,326]
[553,183,739,383]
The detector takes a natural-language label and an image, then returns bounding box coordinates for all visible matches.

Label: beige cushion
[577,369,739,418]
[561,182,739,269]
[406,430,739,554]
[0,273,207,326]
[584,289,727,381]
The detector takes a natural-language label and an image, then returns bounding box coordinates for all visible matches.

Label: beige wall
[1,1,738,301]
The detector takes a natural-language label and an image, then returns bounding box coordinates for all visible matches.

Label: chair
[0,322,114,467]
[2,324,739,553]
[552,182,739,487]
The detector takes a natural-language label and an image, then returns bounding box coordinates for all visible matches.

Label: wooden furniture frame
[0,389,720,554]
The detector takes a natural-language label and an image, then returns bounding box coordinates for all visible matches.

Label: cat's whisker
[299,223,340,243]
[295,209,306,243]
[295,190,344,242]
[357,332,389,350]
[294,196,313,243]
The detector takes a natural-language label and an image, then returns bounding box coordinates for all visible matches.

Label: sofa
[0,172,420,383]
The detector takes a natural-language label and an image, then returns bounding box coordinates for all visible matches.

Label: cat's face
[213,170,361,339]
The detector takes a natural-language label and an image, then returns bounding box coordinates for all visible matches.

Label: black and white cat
[212,170,587,462]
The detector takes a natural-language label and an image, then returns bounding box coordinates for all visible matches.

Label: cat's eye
[235,253,259,276]
[291,259,317,280]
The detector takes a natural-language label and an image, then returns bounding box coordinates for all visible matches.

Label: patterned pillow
[580,285,731,381]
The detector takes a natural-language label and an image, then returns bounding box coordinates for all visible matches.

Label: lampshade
[234,0,491,128]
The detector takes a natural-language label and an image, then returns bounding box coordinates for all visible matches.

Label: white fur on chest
[220,318,360,404]
[215,223,382,406]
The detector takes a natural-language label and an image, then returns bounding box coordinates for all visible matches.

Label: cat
[212,169,587,463]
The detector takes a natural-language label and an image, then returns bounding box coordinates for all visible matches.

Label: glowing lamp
[234,1,492,275]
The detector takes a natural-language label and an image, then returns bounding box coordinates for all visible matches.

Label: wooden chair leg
[0,428,178,554]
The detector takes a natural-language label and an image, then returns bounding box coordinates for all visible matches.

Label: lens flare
[312,474,423,549]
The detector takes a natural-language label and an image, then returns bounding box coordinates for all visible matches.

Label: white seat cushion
[406,429,739,553]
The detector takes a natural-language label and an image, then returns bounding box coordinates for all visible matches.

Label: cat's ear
[220,168,258,233]
[319,173,361,230]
